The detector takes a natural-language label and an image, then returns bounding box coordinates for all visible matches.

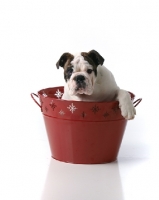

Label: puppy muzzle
[68,73,94,95]
[73,75,86,91]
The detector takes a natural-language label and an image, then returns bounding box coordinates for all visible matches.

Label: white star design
[42,92,47,98]
[54,89,63,99]
[59,110,65,115]
[67,103,77,113]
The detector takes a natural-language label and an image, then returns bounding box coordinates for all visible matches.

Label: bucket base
[52,156,117,164]
[43,115,127,164]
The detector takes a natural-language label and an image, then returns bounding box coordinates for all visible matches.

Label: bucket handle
[30,93,41,109]
[133,98,142,107]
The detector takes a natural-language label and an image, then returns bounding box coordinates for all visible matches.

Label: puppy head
[56,50,104,96]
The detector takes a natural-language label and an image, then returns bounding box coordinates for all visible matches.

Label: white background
[0,0,159,199]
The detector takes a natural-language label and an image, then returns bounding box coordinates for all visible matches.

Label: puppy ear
[56,53,74,69]
[88,50,104,66]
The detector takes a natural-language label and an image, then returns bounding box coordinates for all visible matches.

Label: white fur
[62,53,136,120]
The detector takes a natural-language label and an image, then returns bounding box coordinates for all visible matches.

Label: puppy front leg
[116,89,136,120]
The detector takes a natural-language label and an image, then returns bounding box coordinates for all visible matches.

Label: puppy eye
[67,68,73,74]
[87,69,93,74]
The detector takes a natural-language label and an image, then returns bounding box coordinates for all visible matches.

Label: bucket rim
[37,86,135,104]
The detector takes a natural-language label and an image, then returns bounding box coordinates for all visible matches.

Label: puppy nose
[74,75,85,82]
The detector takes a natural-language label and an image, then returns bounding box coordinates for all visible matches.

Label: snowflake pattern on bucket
[67,103,77,113]
[112,105,120,114]
[59,110,65,116]
[50,100,57,110]
[91,104,100,114]
[42,92,47,98]
[45,107,48,112]
[81,112,87,118]
[103,112,109,118]
[54,89,63,99]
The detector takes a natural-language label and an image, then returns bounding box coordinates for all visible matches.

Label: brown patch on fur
[63,57,75,82]
[81,52,96,67]
[56,53,74,69]
[63,58,73,69]
[82,50,104,67]
[56,52,74,82]
[81,52,98,76]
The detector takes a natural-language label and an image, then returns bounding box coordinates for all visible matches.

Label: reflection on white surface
[41,143,159,200]
[41,159,124,200]
[118,157,159,200]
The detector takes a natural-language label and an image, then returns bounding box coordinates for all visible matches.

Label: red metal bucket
[31,86,142,164]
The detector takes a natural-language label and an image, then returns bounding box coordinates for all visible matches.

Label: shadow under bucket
[31,86,142,164]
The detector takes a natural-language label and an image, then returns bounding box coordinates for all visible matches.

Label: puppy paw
[120,102,136,120]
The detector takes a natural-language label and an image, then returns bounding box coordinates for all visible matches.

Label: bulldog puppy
[56,50,136,120]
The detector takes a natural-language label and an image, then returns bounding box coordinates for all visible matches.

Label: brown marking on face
[56,52,74,82]
[63,62,74,82]
[81,52,98,76]
[81,50,104,68]
[56,53,74,69]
